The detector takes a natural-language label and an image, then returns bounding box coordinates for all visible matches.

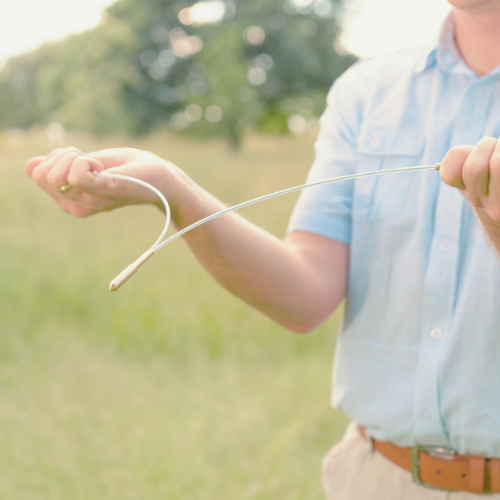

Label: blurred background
[0,0,449,498]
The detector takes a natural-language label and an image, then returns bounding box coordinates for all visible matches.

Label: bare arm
[26,147,349,332]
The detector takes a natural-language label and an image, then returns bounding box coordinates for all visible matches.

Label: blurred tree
[0,0,356,147]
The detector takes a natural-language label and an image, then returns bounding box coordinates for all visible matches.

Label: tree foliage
[0,0,356,146]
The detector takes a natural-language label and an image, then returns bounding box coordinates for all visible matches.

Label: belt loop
[357,426,374,452]
[368,434,374,453]
[487,459,500,492]
[469,456,486,493]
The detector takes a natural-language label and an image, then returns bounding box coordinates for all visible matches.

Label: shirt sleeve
[287,66,363,244]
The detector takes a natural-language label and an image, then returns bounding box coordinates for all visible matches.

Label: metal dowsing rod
[59,163,442,291]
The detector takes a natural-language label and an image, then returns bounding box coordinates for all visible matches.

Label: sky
[0,0,116,66]
[340,0,451,58]
[0,0,452,67]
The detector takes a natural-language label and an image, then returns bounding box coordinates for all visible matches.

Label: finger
[462,137,497,204]
[25,156,46,177]
[483,138,500,220]
[30,148,64,184]
[32,147,83,182]
[67,156,104,193]
[440,145,474,190]
[38,146,82,172]
[43,148,64,163]
[46,146,83,159]
[46,151,81,189]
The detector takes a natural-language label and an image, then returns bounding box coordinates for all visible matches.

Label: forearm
[154,165,347,332]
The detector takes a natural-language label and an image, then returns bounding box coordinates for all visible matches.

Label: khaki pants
[322,423,500,500]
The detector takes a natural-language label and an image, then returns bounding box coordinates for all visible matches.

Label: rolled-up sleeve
[287,67,363,244]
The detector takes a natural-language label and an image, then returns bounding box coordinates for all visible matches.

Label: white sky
[340,0,451,58]
[0,0,116,66]
[0,0,452,67]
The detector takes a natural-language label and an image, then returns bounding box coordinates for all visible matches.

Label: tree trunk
[228,126,240,151]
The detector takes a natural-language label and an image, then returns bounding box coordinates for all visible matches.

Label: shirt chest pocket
[353,127,426,224]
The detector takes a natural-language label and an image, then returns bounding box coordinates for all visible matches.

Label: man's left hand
[440,137,500,222]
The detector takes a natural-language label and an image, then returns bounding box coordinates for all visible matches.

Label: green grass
[0,130,348,500]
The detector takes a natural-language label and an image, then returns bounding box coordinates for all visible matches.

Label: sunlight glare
[341,0,451,58]
[178,1,226,27]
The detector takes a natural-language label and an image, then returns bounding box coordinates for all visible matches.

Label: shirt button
[369,138,381,149]
[473,87,484,97]
[423,411,432,421]
[439,241,450,252]
[430,327,442,339]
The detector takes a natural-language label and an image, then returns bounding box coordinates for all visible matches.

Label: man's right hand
[25,147,182,217]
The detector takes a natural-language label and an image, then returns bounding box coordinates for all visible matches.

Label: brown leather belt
[359,426,500,493]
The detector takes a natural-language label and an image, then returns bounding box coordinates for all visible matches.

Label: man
[26,0,500,497]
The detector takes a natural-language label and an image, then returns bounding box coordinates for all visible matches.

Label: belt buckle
[410,445,456,490]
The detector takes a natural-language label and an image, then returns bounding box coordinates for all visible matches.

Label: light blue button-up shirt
[288,13,500,456]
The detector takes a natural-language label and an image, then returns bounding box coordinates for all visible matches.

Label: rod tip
[107,264,137,292]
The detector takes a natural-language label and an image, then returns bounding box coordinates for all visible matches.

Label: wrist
[150,160,198,222]
[474,207,500,254]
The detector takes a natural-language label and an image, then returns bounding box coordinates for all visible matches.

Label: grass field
[0,130,348,500]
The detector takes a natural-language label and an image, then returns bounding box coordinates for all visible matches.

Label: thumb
[67,155,105,193]
[85,148,137,169]
[440,145,474,190]
[96,162,162,203]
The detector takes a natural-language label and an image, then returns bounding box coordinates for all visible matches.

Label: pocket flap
[357,127,425,157]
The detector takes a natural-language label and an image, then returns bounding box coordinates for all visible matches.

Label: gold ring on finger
[57,184,73,194]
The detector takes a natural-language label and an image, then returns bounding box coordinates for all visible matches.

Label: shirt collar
[436,13,476,76]
[414,29,441,74]
[415,12,462,74]
[415,11,500,78]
